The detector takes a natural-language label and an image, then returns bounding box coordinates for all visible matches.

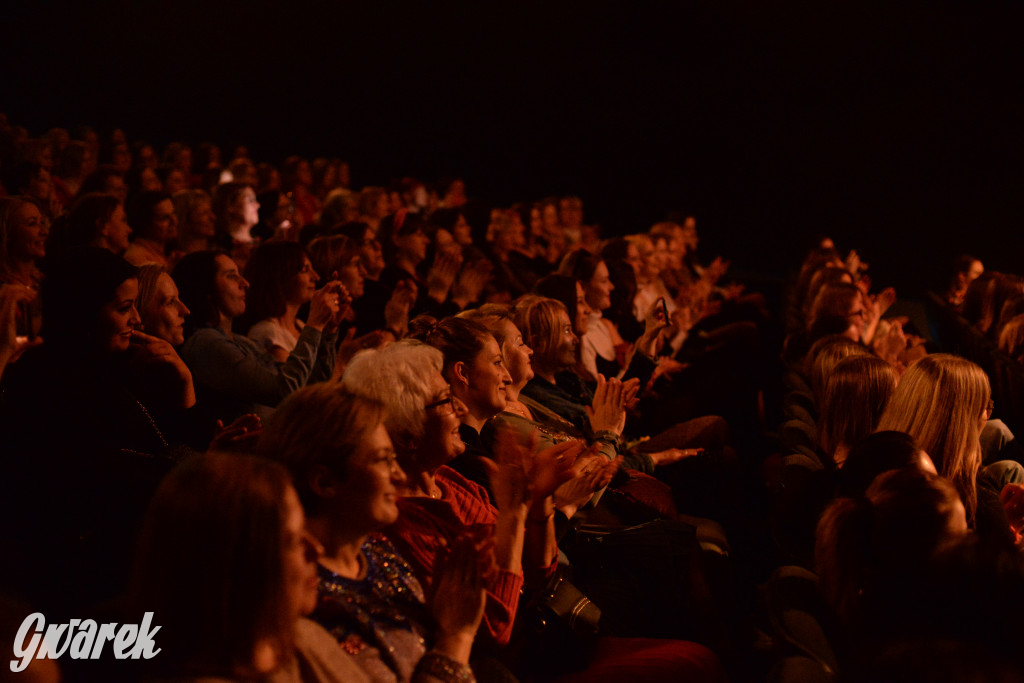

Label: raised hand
[527,439,584,502]
[553,451,621,517]
[451,259,493,309]
[307,281,344,330]
[426,250,463,303]
[0,285,40,374]
[431,533,489,661]
[586,374,627,436]
[384,280,418,336]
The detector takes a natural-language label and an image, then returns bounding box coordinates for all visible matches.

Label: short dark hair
[173,250,228,338]
[126,190,172,239]
[241,241,308,328]
[133,453,294,678]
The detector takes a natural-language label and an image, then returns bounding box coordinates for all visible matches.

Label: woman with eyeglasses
[877,354,1024,544]
[342,339,574,651]
[259,383,489,683]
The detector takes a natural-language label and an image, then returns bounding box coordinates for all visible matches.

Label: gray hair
[342,339,443,441]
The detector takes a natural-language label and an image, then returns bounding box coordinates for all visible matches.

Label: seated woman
[0,247,196,612]
[558,249,667,384]
[258,384,488,682]
[818,355,899,469]
[135,264,190,346]
[342,338,566,648]
[0,196,48,337]
[341,340,725,681]
[133,452,371,682]
[211,181,261,269]
[242,241,349,363]
[174,250,339,424]
[466,301,690,481]
[171,188,217,255]
[836,431,937,499]
[123,190,178,267]
[57,192,133,255]
[877,354,1022,545]
[815,467,970,675]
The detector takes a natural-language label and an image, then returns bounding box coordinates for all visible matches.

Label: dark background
[2,1,1023,294]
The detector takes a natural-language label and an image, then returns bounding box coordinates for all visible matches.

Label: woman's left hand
[307,281,345,331]
[130,329,196,408]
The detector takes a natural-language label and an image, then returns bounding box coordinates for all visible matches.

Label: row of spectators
[2,112,1023,683]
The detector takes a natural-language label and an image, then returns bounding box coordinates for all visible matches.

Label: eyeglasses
[425,395,456,415]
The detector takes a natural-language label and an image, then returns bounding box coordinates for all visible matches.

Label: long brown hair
[819,355,898,460]
[815,467,963,626]
[258,384,387,516]
[133,453,295,679]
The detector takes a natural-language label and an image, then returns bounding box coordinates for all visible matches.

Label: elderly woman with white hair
[341,340,575,650]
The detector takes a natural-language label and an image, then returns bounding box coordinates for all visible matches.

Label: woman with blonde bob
[818,355,899,468]
[876,354,990,526]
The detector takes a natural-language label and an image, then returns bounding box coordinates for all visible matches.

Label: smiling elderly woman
[342,339,565,650]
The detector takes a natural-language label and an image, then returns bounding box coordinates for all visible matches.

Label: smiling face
[285,257,320,305]
[461,336,512,418]
[333,422,407,534]
[143,273,190,346]
[99,278,142,353]
[574,281,592,335]
[585,260,614,312]
[421,371,468,467]
[213,254,249,321]
[8,200,48,262]
[551,309,579,370]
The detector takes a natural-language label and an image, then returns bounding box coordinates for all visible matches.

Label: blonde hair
[135,263,166,330]
[876,354,989,524]
[819,355,898,459]
[511,294,566,366]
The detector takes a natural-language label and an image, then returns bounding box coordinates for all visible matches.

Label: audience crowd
[1,115,1023,682]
